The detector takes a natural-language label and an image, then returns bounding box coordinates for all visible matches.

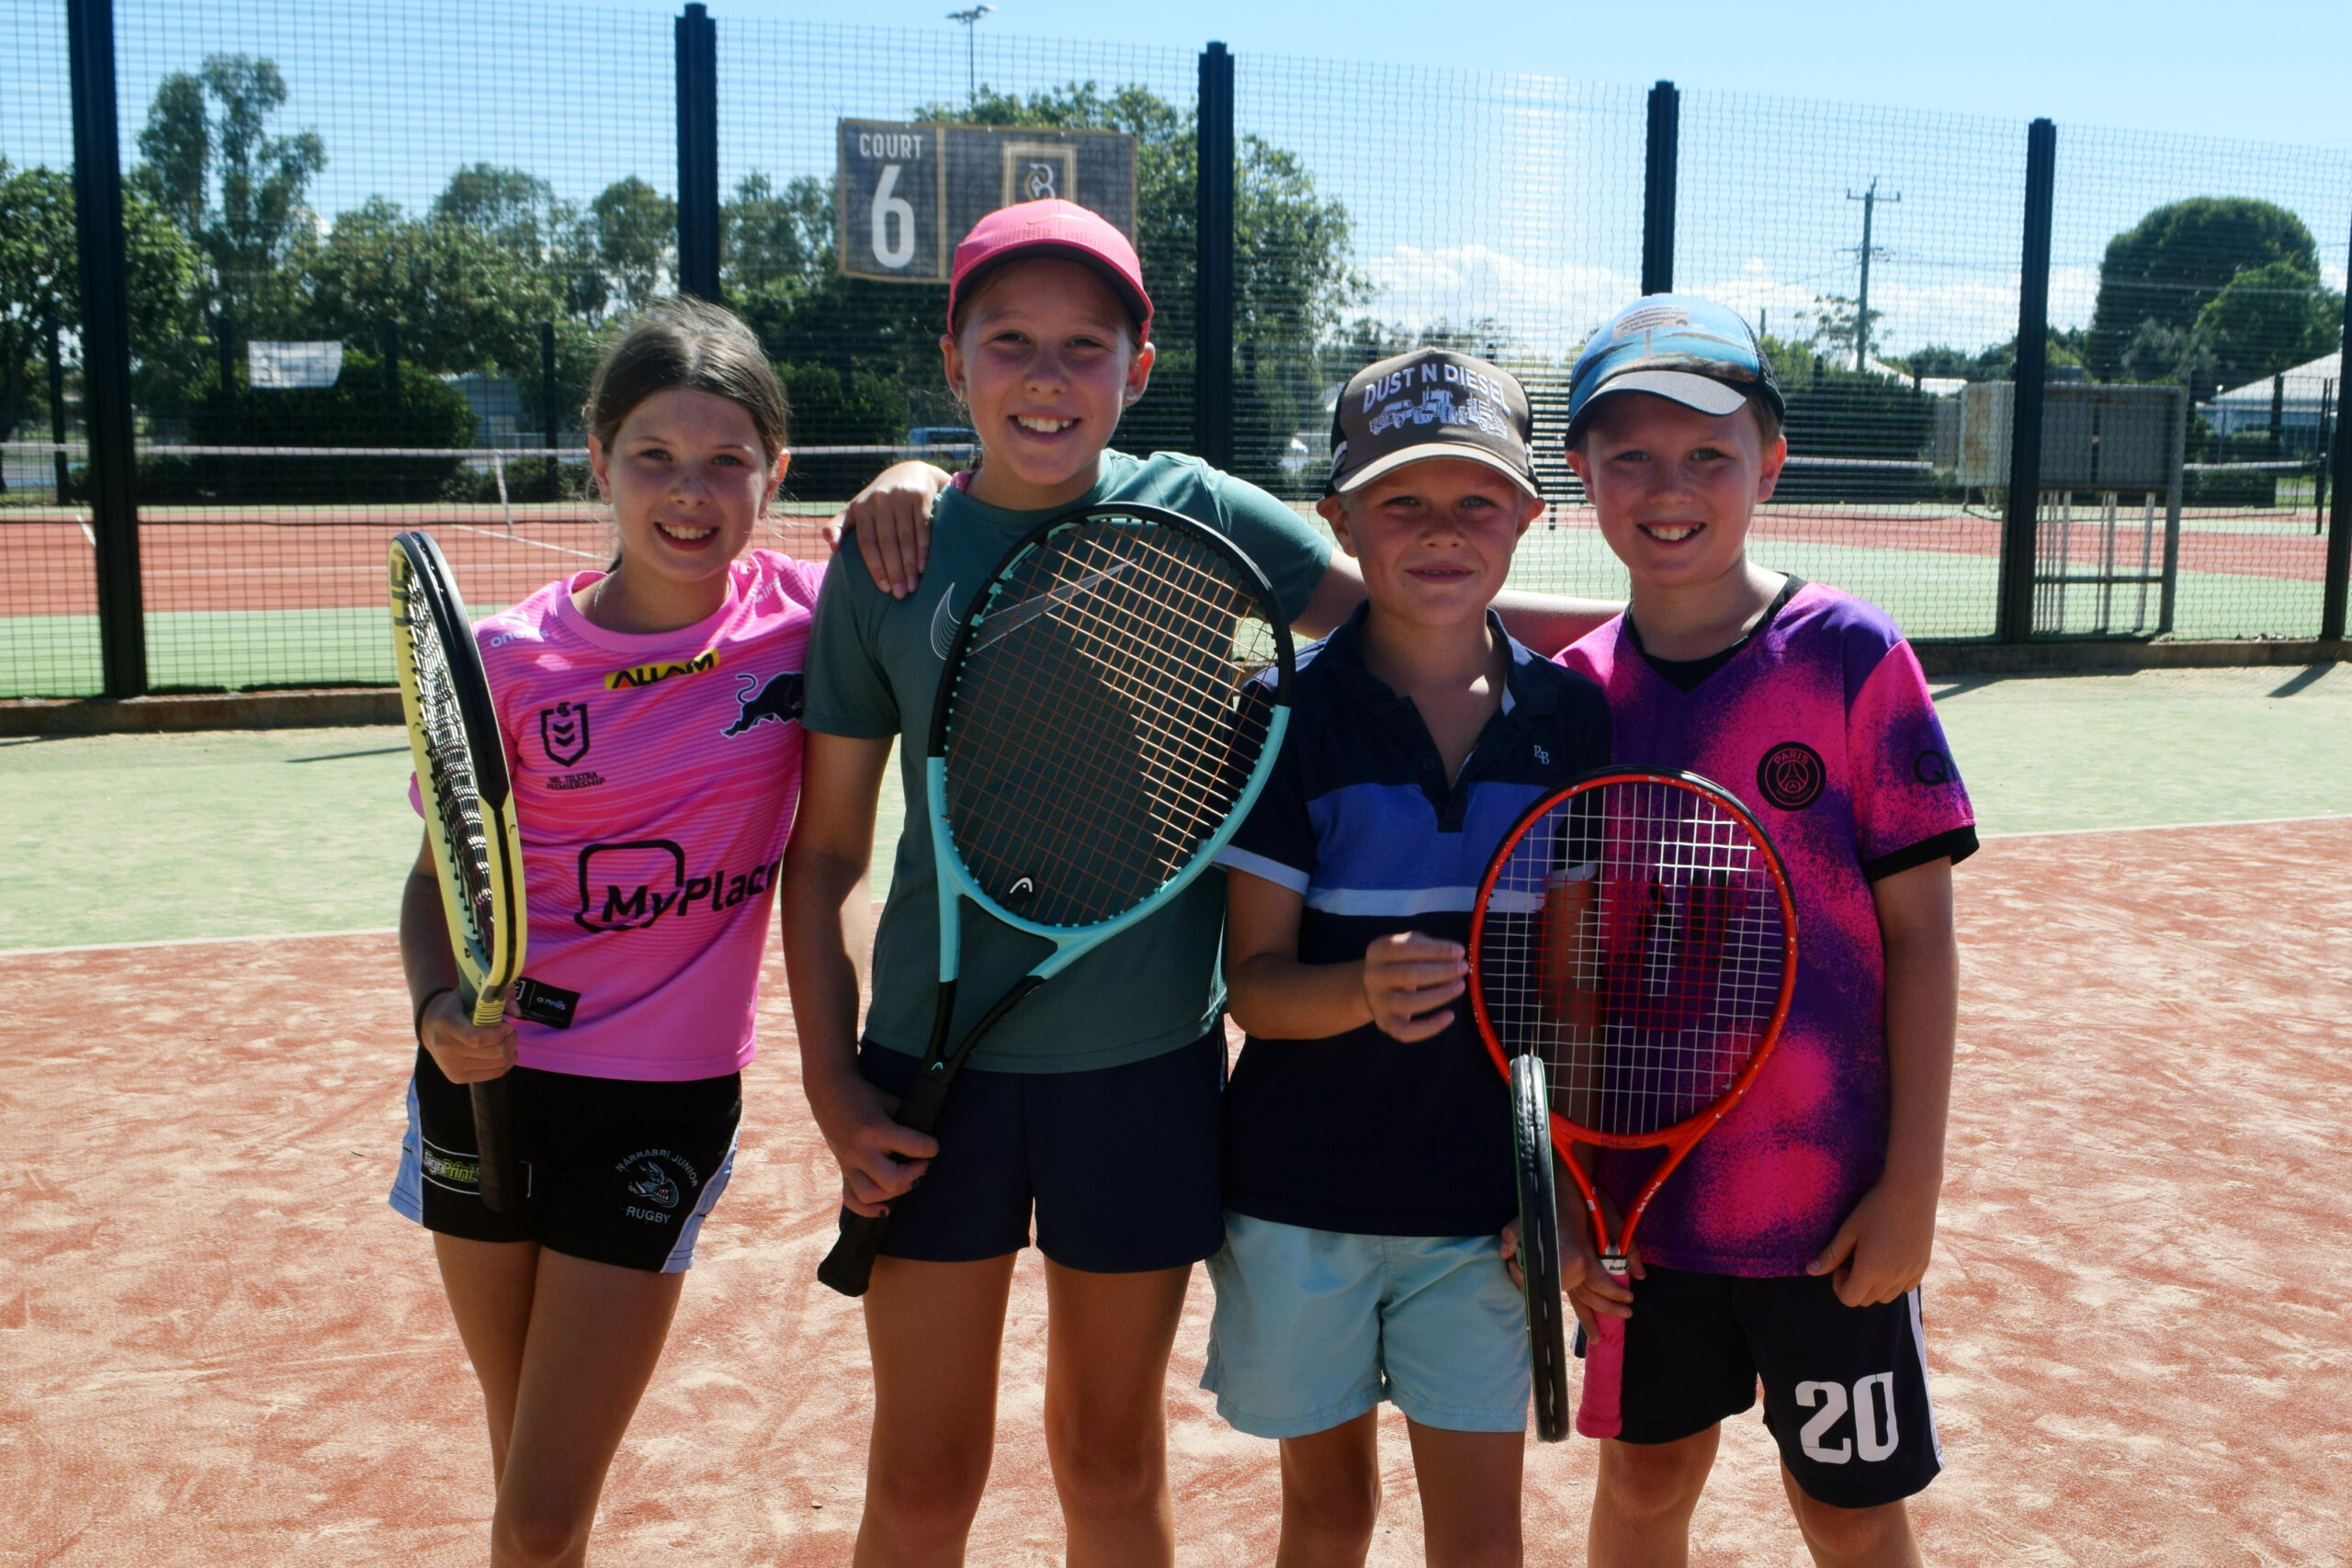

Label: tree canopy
[2085,197,2328,384]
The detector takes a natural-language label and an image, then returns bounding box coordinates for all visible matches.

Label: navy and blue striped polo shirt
[1216,603,1611,1237]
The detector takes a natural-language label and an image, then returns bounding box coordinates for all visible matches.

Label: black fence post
[66,0,143,698]
[1642,81,1679,296]
[2321,214,2352,640]
[1194,41,1236,470]
[675,3,721,301]
[1997,118,2057,644]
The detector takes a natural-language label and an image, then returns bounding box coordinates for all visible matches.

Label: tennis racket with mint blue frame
[818,502,1295,1297]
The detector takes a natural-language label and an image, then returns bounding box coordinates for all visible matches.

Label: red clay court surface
[0,502,2330,617]
[4,818,2348,1565]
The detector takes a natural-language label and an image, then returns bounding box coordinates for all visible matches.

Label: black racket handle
[471,1073,526,1214]
[816,1066,956,1298]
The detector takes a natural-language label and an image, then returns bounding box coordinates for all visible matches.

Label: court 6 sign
[836,120,1137,283]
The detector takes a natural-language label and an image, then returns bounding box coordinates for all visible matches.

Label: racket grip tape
[815,1067,956,1298]
[469,1073,526,1215]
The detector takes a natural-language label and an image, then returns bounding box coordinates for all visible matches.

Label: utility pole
[1847,178,1900,373]
[947,6,993,104]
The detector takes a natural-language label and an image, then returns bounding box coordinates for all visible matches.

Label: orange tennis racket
[1470,770,1797,1440]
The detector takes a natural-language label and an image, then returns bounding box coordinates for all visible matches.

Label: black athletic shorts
[390,1046,741,1274]
[1578,1265,1943,1509]
[853,1028,1227,1274]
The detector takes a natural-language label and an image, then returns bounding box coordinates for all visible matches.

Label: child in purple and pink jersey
[1544,296,1973,1568]
[391,298,913,1564]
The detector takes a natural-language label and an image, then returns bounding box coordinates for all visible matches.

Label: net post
[1997,118,2057,645]
[1194,40,1235,471]
[66,0,144,698]
[675,4,721,302]
[1641,81,1679,296]
[2322,213,2352,642]
[540,320,560,501]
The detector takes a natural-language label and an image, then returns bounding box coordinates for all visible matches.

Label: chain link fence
[4,1,2347,698]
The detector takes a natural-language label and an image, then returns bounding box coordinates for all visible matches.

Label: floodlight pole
[947,6,994,104]
[1847,179,1899,372]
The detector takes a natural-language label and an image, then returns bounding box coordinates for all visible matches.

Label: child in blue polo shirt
[1210,348,1612,1566]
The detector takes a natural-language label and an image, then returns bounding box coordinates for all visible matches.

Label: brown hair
[583,297,789,462]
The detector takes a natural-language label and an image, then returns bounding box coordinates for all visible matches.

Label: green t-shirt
[804,449,1334,1072]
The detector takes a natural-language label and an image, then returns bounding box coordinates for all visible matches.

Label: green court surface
[2,662,2346,953]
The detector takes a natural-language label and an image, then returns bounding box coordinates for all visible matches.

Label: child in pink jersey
[1543,296,1972,1568]
[393,299,852,1564]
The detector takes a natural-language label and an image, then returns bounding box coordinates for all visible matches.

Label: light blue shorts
[1201,1212,1532,1438]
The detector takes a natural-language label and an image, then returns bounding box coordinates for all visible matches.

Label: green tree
[0,161,198,471]
[298,197,563,377]
[592,176,675,314]
[129,54,325,330]
[2190,259,2340,389]
[2085,197,2320,379]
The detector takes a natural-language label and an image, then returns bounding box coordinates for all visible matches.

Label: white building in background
[2203,351,2340,439]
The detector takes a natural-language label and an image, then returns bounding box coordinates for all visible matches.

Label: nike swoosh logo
[927,581,962,660]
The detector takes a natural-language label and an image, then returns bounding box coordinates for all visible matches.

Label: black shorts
[854,1029,1226,1274]
[1578,1266,1943,1509]
[390,1046,741,1274]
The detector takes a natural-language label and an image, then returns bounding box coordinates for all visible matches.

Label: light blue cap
[1565,295,1783,446]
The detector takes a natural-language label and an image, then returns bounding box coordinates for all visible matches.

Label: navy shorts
[390,1046,741,1274]
[1583,1265,1943,1509]
[854,1028,1227,1273]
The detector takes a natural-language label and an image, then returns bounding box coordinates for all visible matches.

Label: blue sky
[6,0,2347,359]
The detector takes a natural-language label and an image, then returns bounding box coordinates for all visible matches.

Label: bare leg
[1273,1413,1381,1568]
[1780,1462,1923,1568]
[434,1234,540,1483]
[855,1254,1019,1568]
[490,1249,685,1568]
[1041,1259,1192,1568]
[1406,1421,1523,1568]
[1587,1426,1718,1568]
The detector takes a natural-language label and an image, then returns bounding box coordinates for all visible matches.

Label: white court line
[450,522,605,560]
[1982,812,2352,840]
[0,927,394,959]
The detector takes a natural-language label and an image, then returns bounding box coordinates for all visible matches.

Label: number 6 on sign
[871,164,917,269]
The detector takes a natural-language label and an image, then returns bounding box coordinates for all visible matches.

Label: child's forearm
[1227,952,1371,1041]
[1492,589,1623,657]
[1875,865,1958,1197]
[778,841,876,1122]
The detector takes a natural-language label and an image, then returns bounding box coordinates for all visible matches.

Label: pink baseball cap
[946,199,1153,342]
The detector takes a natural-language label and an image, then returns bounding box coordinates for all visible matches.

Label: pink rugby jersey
[413,549,823,1081]
[1556,580,1976,1276]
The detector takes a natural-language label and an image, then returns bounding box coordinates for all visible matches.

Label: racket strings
[944,522,1280,929]
[1477,779,1788,1138]
[398,581,501,957]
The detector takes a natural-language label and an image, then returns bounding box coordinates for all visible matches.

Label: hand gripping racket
[1469,770,1796,1440]
[817,502,1295,1297]
[390,530,529,1214]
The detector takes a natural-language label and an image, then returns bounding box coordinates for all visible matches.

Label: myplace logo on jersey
[605,649,719,691]
[720,671,805,738]
[574,839,785,932]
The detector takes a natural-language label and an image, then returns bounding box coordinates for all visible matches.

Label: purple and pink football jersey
[1555,580,1975,1275]
[412,549,822,1081]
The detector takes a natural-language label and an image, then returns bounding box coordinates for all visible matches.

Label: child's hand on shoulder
[820,460,951,599]
[418,990,517,1085]
[1359,932,1465,1042]
[1807,1177,1939,1306]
